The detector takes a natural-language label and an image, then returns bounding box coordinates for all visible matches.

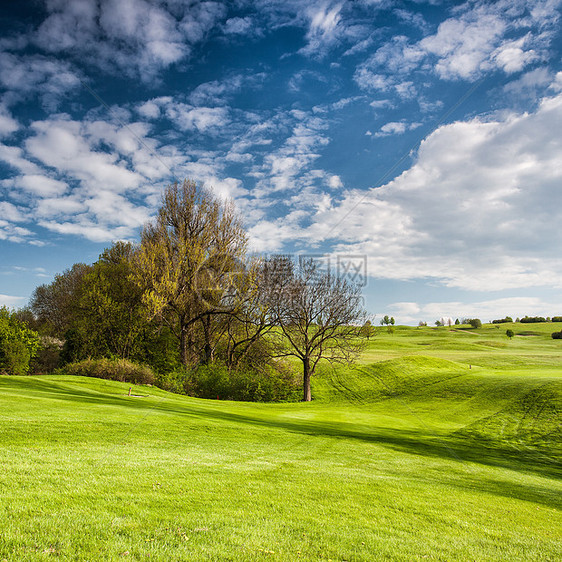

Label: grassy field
[0,323,561,561]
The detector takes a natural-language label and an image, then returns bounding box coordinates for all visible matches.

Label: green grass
[1,323,561,560]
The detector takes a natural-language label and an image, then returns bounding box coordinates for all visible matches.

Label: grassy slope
[0,324,561,561]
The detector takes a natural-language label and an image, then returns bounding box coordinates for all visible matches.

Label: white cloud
[504,67,552,96]
[0,105,19,137]
[328,175,343,189]
[355,0,561,95]
[31,0,226,81]
[0,52,80,108]
[374,120,421,137]
[0,114,181,243]
[224,17,255,35]
[0,294,27,308]
[2,174,68,197]
[260,90,562,291]
[252,113,330,195]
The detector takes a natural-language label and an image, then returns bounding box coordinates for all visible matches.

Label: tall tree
[131,179,247,366]
[268,257,366,401]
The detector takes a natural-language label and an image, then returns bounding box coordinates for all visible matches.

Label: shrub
[551,331,562,340]
[59,358,155,385]
[506,329,514,339]
[185,362,299,402]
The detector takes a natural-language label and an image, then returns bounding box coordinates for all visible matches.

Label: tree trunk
[180,325,188,366]
[303,356,312,402]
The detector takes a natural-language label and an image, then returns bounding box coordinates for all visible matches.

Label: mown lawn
[0,324,561,560]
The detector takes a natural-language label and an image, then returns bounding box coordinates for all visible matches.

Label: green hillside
[1,323,561,560]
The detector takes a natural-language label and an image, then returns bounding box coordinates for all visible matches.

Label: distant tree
[454,318,460,325]
[435,320,442,327]
[551,316,562,322]
[418,321,427,327]
[360,320,375,339]
[506,329,514,339]
[551,330,562,340]
[520,316,546,324]
[268,257,366,402]
[467,318,482,329]
[492,316,513,324]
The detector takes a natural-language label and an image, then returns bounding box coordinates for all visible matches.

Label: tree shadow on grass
[2,376,561,508]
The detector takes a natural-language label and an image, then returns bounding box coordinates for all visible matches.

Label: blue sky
[1,0,562,324]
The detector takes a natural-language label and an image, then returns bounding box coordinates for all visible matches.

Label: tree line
[2,180,366,402]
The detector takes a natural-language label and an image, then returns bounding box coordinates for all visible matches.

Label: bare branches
[265,256,366,401]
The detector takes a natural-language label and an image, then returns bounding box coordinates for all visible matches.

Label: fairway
[1,324,561,561]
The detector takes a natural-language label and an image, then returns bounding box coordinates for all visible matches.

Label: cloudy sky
[1,0,562,324]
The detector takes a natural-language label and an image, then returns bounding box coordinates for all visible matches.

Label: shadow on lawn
[2,376,561,508]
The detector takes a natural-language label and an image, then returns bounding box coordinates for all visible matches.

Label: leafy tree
[506,329,514,339]
[492,317,513,324]
[30,263,91,338]
[79,242,147,360]
[360,320,375,339]
[454,318,460,325]
[131,180,247,366]
[0,307,40,375]
[268,257,366,402]
[467,318,482,329]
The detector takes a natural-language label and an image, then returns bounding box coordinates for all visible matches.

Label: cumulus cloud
[0,105,19,137]
[260,90,562,292]
[0,52,81,109]
[0,114,179,243]
[30,0,226,81]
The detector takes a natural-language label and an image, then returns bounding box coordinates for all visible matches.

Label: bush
[551,331,562,340]
[58,358,155,385]
[184,362,299,402]
[506,329,514,339]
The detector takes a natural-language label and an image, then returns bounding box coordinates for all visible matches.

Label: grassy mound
[457,381,562,454]
[313,355,468,403]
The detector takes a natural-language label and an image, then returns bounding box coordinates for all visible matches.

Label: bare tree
[268,257,366,401]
